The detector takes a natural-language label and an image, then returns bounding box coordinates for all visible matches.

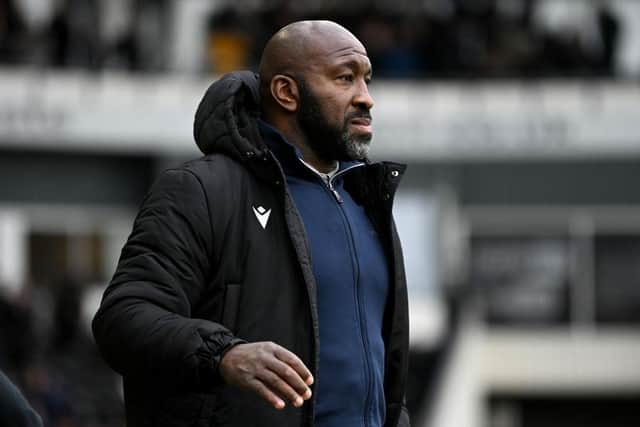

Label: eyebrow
[334,59,372,77]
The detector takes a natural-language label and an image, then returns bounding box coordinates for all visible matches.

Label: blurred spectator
[0,0,28,63]
[0,369,42,427]
[51,277,81,351]
[597,3,620,76]
[0,0,629,78]
[0,286,36,373]
[206,6,252,74]
[131,0,171,72]
[0,279,123,427]
[22,363,76,427]
[357,12,423,78]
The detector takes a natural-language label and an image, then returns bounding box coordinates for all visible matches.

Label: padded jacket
[92,71,410,427]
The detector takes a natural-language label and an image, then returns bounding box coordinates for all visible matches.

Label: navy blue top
[260,121,390,427]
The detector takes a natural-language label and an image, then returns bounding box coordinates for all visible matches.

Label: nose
[354,80,374,110]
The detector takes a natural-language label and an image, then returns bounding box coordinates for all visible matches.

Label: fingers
[249,379,285,410]
[219,341,314,410]
[256,369,305,408]
[273,346,314,386]
[265,357,312,401]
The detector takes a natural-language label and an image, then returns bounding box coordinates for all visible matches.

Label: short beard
[296,78,371,163]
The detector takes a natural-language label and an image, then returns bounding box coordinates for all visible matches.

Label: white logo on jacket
[252,205,271,229]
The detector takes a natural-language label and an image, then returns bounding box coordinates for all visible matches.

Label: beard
[296,79,372,162]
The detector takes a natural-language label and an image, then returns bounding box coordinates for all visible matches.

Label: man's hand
[219,342,314,410]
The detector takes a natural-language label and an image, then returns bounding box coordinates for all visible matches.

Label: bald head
[258,20,365,111]
[257,20,374,171]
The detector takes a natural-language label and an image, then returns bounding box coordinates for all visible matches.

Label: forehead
[308,31,371,71]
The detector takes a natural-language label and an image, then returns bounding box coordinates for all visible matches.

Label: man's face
[295,39,374,162]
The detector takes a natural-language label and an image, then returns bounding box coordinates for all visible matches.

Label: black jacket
[92,71,410,427]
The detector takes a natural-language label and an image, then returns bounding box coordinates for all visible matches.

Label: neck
[263,115,338,173]
[295,145,337,173]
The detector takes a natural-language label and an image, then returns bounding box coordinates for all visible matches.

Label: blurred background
[1,0,640,426]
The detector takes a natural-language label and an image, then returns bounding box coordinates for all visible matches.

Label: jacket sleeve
[92,168,243,391]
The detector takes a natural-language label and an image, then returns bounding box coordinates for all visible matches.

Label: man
[93,20,409,427]
[0,370,42,427]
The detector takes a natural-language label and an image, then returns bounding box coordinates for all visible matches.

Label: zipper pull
[326,176,343,203]
[330,187,343,203]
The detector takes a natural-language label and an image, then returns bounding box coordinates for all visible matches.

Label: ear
[270,74,299,113]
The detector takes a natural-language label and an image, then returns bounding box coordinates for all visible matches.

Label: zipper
[327,163,363,203]
[297,160,364,203]
[326,187,372,427]
[307,161,372,427]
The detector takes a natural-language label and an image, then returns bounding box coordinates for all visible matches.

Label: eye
[365,76,372,85]
[337,74,354,82]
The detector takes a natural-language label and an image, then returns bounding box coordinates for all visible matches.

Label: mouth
[348,116,373,134]
[350,117,371,126]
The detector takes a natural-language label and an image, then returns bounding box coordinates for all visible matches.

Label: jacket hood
[193,71,264,158]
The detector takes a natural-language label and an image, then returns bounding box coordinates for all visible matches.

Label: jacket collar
[258,119,363,180]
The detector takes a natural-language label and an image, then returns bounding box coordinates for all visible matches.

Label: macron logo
[252,205,271,229]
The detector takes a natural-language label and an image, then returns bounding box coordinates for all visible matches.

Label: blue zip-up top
[260,121,390,427]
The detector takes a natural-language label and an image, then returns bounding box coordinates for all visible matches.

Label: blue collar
[258,119,302,171]
[258,119,363,178]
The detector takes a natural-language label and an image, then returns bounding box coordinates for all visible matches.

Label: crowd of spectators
[0,0,627,79]
[0,279,123,427]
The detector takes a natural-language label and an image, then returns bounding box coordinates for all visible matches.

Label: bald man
[93,21,410,427]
